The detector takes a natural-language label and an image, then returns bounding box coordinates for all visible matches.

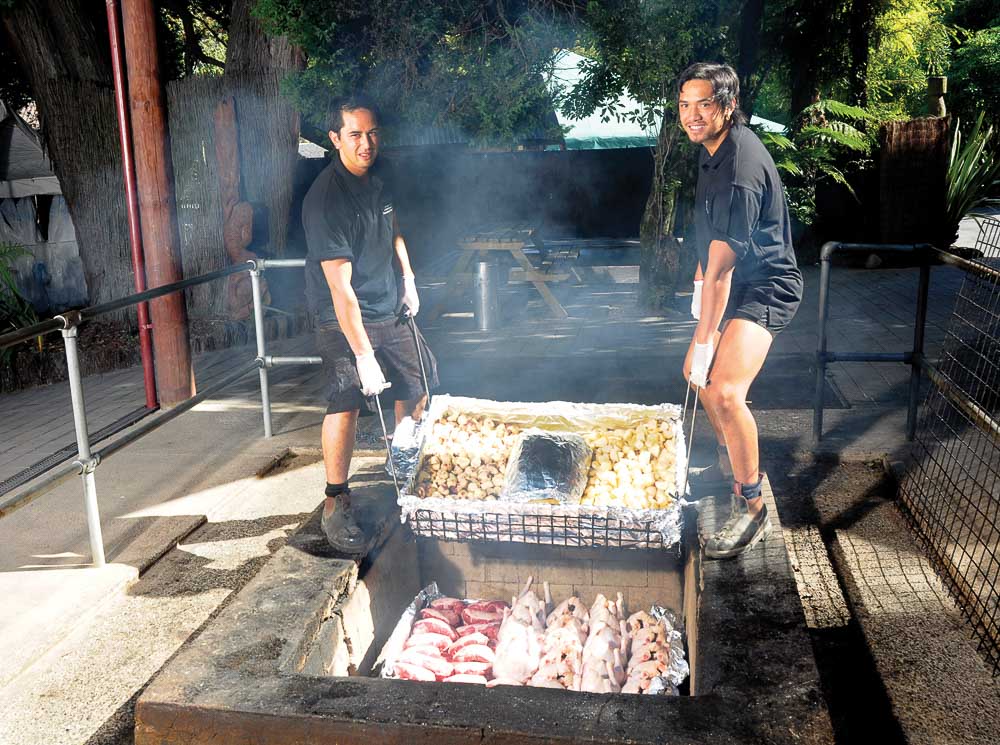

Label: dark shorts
[315,316,440,416]
[723,281,801,336]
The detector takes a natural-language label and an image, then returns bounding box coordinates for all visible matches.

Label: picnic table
[425,225,572,321]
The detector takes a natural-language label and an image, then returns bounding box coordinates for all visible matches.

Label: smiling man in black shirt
[302,95,439,553]
[678,62,803,559]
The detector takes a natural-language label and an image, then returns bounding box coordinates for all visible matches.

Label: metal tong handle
[399,305,431,405]
[373,388,402,502]
[681,382,700,499]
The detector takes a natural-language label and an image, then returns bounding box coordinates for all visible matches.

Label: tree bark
[736,0,765,118]
[223,0,304,257]
[639,110,686,311]
[2,0,133,320]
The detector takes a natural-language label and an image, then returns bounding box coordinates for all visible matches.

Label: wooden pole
[120,0,194,405]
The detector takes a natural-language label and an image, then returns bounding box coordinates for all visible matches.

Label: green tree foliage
[760,100,874,225]
[251,0,578,145]
[948,25,1000,125]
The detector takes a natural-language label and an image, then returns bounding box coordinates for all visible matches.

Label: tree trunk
[2,0,133,321]
[639,111,686,311]
[223,0,304,257]
[736,0,765,118]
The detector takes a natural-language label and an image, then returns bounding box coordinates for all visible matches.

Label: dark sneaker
[321,499,367,554]
[703,497,772,559]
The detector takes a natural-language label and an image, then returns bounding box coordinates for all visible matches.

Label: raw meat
[404,632,453,652]
[466,599,508,613]
[453,660,492,676]
[452,644,495,664]
[430,597,466,613]
[420,607,461,627]
[412,618,459,641]
[404,644,443,658]
[461,607,505,626]
[446,632,490,657]
[457,621,501,640]
[492,578,547,683]
[443,674,488,684]
[395,662,435,682]
[396,650,454,679]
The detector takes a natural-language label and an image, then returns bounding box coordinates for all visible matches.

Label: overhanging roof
[0,99,61,198]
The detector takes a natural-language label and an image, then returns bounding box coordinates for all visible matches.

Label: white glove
[689,341,715,388]
[691,280,703,320]
[400,275,419,317]
[355,352,390,397]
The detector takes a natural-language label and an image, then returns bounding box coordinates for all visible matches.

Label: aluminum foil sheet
[391,395,687,548]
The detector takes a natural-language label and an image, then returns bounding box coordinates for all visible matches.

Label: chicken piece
[546,615,588,645]
[631,625,668,648]
[625,610,658,634]
[492,580,548,682]
[627,641,670,672]
[546,596,590,630]
[579,659,622,694]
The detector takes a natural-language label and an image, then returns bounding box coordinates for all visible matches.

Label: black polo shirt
[694,124,802,313]
[302,155,398,324]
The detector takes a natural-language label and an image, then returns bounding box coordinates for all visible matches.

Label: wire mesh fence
[898,227,1000,675]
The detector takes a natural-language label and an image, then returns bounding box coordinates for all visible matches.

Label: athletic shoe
[703,497,772,559]
[321,497,367,554]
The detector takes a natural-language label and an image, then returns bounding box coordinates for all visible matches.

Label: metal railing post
[907,258,931,440]
[250,266,273,438]
[813,242,836,442]
[60,321,106,567]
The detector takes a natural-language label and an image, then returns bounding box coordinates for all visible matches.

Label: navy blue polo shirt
[302,155,398,323]
[694,125,802,317]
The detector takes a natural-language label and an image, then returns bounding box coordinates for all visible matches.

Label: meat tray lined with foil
[382,578,688,694]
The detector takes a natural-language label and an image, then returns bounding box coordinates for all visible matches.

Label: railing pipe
[814,242,930,442]
[250,269,272,438]
[907,262,931,440]
[265,356,323,367]
[60,323,106,567]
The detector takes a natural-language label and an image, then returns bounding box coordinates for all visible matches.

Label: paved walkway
[0,235,996,744]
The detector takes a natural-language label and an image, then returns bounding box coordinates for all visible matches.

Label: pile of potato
[580,418,678,510]
[413,411,522,500]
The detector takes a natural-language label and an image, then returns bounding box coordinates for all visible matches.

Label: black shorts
[315,316,439,416]
[723,282,800,336]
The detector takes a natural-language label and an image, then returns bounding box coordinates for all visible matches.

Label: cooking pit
[136,415,832,743]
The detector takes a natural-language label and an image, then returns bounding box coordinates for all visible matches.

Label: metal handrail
[813,241,998,442]
[0,257,316,567]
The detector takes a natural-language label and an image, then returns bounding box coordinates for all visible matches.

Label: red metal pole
[105,0,157,410]
[120,0,194,406]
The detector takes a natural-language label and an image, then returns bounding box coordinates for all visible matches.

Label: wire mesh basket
[408,507,677,549]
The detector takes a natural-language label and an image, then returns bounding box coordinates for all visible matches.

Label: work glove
[689,340,715,388]
[355,352,390,397]
[400,275,420,317]
[691,280,703,320]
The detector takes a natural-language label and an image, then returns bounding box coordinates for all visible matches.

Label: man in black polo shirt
[678,62,803,559]
[302,94,439,553]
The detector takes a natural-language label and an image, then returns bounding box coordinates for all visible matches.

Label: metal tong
[373,305,432,502]
[680,378,701,501]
